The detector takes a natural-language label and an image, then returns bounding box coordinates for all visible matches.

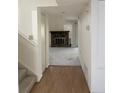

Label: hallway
[30,66,90,93]
[49,47,80,66]
[18,0,105,92]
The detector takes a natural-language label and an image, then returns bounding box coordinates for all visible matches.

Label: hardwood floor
[30,66,90,93]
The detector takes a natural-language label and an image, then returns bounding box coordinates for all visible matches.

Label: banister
[18,31,38,47]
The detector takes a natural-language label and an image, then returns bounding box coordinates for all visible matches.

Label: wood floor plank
[30,66,90,93]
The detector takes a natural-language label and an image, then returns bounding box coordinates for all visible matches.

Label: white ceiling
[40,0,90,20]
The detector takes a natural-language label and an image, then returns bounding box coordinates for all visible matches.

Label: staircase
[18,63,36,93]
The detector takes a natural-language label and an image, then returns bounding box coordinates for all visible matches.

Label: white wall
[19,9,50,82]
[45,14,50,68]
[18,0,57,39]
[64,20,78,47]
[18,9,43,82]
[37,10,46,73]
[75,23,78,47]
[18,34,42,81]
[32,10,38,41]
[91,0,105,93]
[72,21,78,47]
[64,23,73,45]
[78,4,91,90]
[48,14,64,31]
[18,0,33,36]
[18,0,57,82]
[79,0,105,93]
[37,9,50,71]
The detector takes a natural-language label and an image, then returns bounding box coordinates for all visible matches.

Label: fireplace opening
[50,31,71,47]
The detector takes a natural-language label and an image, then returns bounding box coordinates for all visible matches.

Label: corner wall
[78,4,91,90]
[79,0,105,93]
[65,20,78,47]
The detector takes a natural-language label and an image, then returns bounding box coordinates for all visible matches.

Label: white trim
[18,31,38,47]
[46,63,49,68]
[92,92,105,93]
[79,56,91,91]
[37,74,43,82]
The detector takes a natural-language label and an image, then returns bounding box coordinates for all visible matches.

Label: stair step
[19,76,36,93]
[18,63,25,69]
[19,69,26,82]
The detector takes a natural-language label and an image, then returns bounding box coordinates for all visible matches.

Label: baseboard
[46,63,49,68]
[79,57,91,92]
[37,73,43,82]
[91,92,104,93]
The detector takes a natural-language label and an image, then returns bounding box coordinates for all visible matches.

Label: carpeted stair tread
[19,69,26,82]
[19,76,36,93]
